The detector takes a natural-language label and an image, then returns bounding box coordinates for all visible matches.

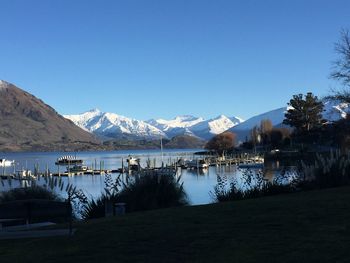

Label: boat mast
[160,135,164,167]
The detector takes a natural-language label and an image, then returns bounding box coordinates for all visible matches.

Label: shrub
[116,174,188,212]
[79,174,188,220]
[0,185,61,203]
[80,173,188,219]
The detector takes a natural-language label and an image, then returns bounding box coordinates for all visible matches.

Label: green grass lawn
[1,187,350,262]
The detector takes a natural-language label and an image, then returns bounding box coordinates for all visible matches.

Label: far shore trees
[246,119,291,151]
[283,92,325,134]
[270,128,291,148]
[250,125,261,151]
[205,131,236,156]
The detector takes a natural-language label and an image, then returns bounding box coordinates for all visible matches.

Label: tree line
[206,29,350,155]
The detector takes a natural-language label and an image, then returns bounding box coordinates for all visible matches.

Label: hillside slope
[0,80,100,151]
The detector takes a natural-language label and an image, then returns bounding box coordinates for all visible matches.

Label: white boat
[126,156,140,171]
[0,159,14,167]
[16,169,34,179]
[67,165,91,173]
[184,159,209,169]
[55,155,83,165]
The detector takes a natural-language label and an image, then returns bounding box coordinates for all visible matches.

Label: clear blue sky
[0,0,349,120]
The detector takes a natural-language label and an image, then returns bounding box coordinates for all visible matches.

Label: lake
[0,149,296,205]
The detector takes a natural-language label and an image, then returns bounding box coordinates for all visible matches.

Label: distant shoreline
[0,146,205,154]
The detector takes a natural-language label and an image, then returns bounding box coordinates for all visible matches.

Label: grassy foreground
[1,187,350,262]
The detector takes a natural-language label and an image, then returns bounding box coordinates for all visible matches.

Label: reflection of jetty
[138,167,177,177]
[238,162,264,169]
[203,154,264,167]
[177,154,264,169]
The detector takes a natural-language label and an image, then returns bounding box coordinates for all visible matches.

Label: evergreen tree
[283,92,325,133]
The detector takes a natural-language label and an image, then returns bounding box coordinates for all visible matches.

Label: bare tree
[205,131,236,156]
[329,29,350,102]
[250,125,261,152]
[260,119,273,145]
[260,119,273,134]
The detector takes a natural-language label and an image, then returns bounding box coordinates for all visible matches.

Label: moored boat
[55,155,83,165]
[0,159,14,167]
[67,164,91,173]
[126,156,140,171]
[184,159,209,169]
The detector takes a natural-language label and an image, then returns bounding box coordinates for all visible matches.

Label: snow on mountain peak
[65,109,165,139]
[175,115,199,121]
[231,116,245,123]
[152,115,205,129]
[0,80,10,90]
[208,115,237,134]
[87,108,101,114]
[64,99,350,142]
[188,114,243,139]
[323,100,350,121]
[65,108,246,140]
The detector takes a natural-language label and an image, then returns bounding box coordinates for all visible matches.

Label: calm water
[0,149,295,205]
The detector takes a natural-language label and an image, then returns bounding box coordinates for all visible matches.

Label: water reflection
[0,150,300,205]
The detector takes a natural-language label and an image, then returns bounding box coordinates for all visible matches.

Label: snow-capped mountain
[146,115,204,138]
[190,115,243,139]
[231,107,287,132]
[147,114,243,139]
[64,100,350,142]
[64,109,166,139]
[147,115,204,130]
[65,110,244,140]
[323,100,350,121]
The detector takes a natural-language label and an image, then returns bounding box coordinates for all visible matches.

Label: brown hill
[0,80,101,151]
[164,135,206,149]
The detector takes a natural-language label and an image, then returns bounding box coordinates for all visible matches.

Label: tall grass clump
[300,150,350,188]
[116,173,188,212]
[76,174,121,220]
[212,169,296,202]
[80,173,188,220]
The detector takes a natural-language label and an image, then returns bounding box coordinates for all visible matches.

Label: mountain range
[64,111,244,141]
[1,79,349,152]
[65,100,350,142]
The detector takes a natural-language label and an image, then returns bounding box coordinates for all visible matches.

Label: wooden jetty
[203,154,264,167]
